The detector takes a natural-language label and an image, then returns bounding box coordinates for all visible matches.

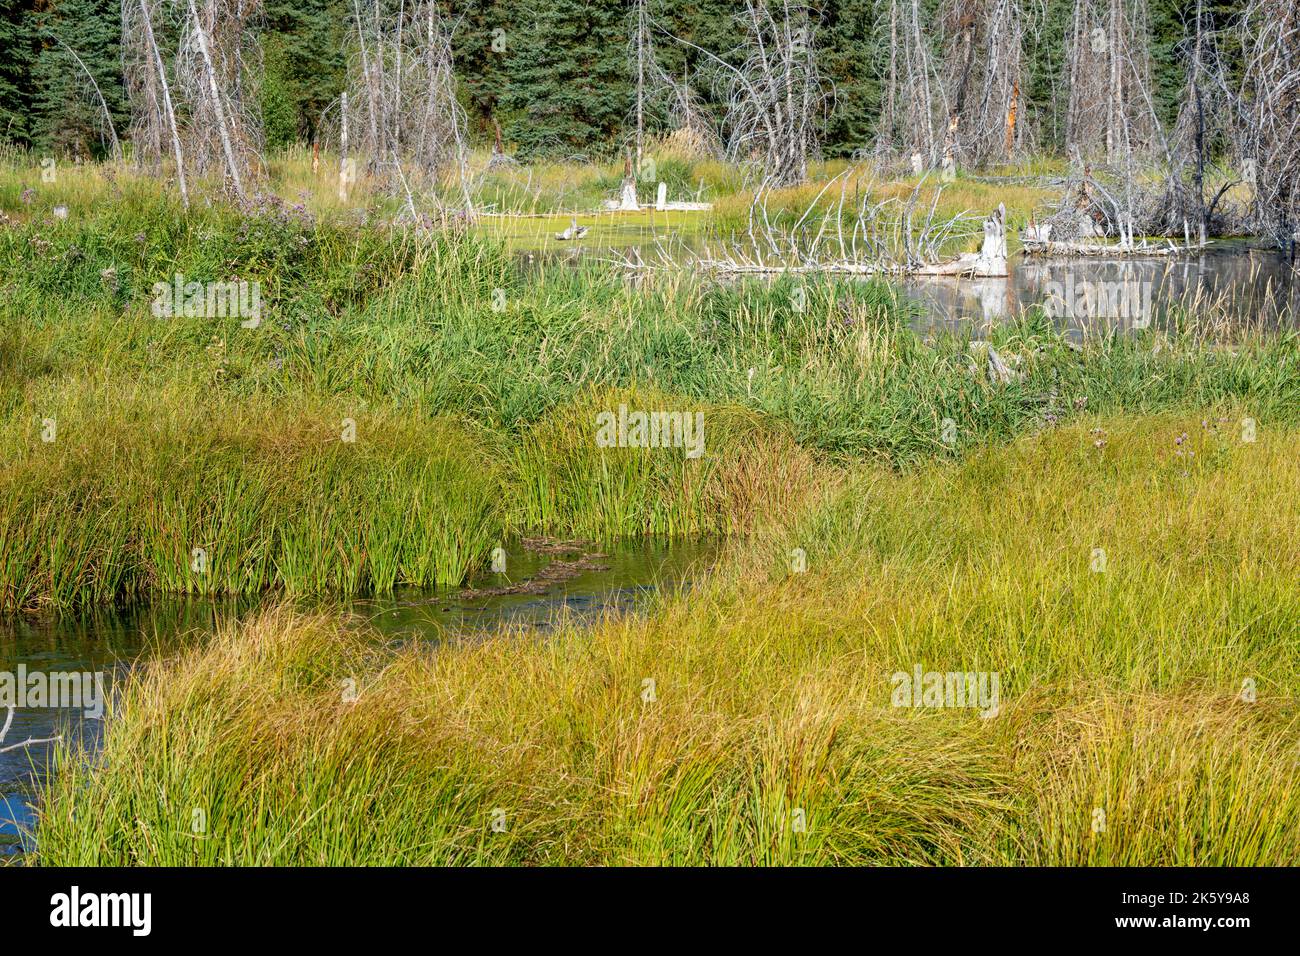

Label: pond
[900,240,1298,335]
[507,227,1297,335]
[0,535,720,858]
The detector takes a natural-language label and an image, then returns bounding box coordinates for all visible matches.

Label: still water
[900,241,1298,335]
[520,234,1298,334]
[0,536,719,857]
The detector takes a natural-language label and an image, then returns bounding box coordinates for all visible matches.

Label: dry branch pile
[340,0,473,215]
[122,0,264,205]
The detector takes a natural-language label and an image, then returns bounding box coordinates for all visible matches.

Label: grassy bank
[1,143,1062,269]
[2,179,1297,610]
[34,414,1300,865]
[0,380,816,610]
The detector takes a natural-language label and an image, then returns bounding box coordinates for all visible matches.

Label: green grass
[2,171,1297,610]
[0,385,505,608]
[33,414,1300,865]
[6,160,1298,866]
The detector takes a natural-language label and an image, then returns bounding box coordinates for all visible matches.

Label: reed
[2,175,1296,610]
[34,414,1299,865]
[0,383,505,610]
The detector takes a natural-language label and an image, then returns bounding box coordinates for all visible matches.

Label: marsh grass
[509,386,827,538]
[0,384,505,609]
[709,165,1057,258]
[34,415,1299,865]
[7,148,1297,867]
[2,175,1297,609]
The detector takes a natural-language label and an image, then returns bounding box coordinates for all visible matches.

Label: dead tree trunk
[1233,0,1300,254]
[941,7,978,175]
[1190,0,1208,243]
[127,0,189,208]
[186,0,246,200]
[934,0,1030,168]
[619,149,639,210]
[1064,0,1158,162]
[342,0,473,215]
[686,0,829,186]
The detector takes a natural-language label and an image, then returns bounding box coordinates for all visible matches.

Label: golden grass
[35,413,1300,865]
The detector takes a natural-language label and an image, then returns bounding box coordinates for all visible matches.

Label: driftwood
[1021,236,1201,257]
[554,217,589,241]
[0,705,61,755]
[687,197,1008,278]
[1024,163,1220,254]
[913,203,1008,276]
[1025,239,1147,255]
[969,342,1021,384]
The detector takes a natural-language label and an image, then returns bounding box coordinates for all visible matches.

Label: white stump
[619,177,639,211]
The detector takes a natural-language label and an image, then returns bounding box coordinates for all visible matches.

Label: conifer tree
[500,0,632,159]
[263,0,348,143]
[0,0,35,145]
[29,0,126,157]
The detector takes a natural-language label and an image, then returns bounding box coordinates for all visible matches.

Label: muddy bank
[457,537,612,600]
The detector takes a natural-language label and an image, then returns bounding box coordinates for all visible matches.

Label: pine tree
[820,0,881,157]
[29,0,126,158]
[500,0,633,159]
[0,0,35,145]
[447,0,511,138]
[263,0,349,143]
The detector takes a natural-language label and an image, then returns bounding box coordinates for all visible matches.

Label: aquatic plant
[34,415,1300,865]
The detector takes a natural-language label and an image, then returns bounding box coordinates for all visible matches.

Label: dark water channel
[0,536,719,858]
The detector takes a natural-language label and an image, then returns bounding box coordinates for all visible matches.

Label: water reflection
[517,237,1298,336]
[895,242,1296,335]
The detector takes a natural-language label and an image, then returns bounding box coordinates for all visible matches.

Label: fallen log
[696,204,1009,278]
[1021,235,1206,257]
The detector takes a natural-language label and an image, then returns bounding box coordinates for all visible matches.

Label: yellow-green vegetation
[710,164,1057,251]
[2,143,1057,248]
[0,380,812,609]
[5,154,1297,867]
[2,165,1297,611]
[34,415,1300,865]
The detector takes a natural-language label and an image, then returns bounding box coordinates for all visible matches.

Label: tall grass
[35,414,1300,865]
[0,384,505,610]
[1,174,1297,608]
[508,386,827,538]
